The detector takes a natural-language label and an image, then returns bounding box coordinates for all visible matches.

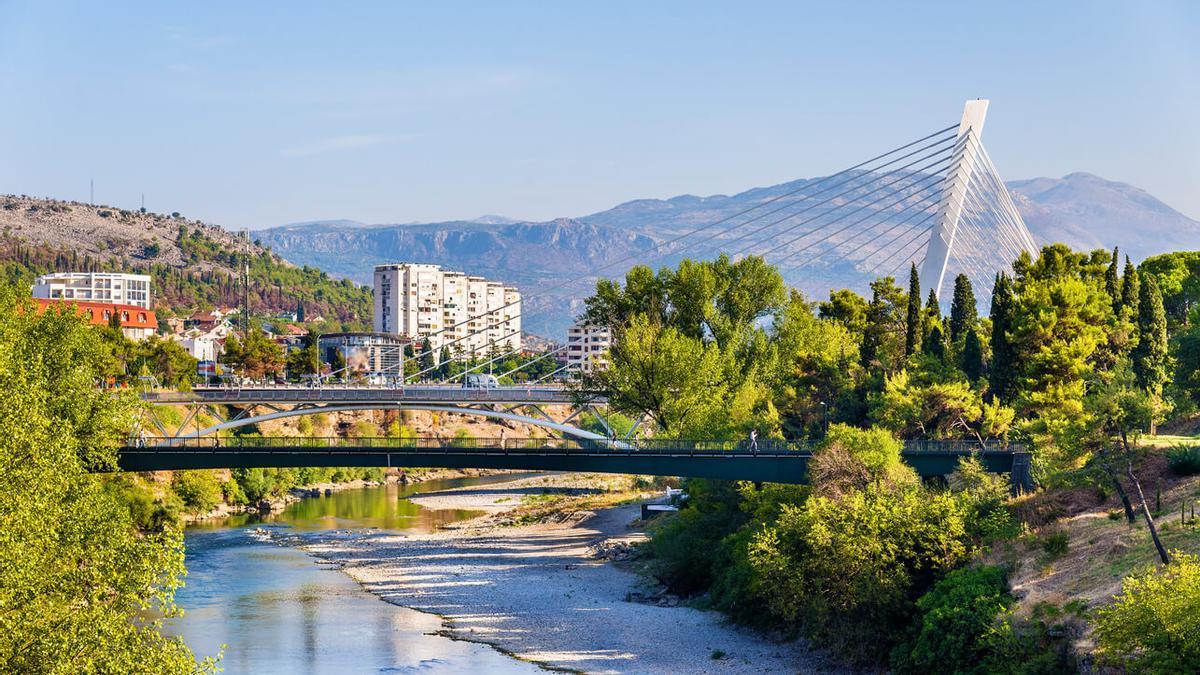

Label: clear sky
[1,1,1197,229]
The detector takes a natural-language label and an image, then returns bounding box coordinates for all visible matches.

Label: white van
[462,373,499,389]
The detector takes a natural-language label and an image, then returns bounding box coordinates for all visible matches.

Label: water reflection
[169,473,543,674]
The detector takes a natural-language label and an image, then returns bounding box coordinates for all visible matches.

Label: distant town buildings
[319,332,411,378]
[566,322,610,374]
[34,298,157,341]
[373,263,520,358]
[32,272,153,310]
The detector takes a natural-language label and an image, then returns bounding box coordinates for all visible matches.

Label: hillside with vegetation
[0,195,372,327]
[579,246,1200,671]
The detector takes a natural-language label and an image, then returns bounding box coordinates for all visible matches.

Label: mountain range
[257,172,1200,336]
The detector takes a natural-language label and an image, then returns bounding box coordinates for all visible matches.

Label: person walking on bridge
[749,428,758,451]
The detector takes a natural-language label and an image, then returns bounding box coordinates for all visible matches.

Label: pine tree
[1132,275,1168,393]
[904,264,921,357]
[988,273,1016,402]
[1105,246,1120,304]
[1120,256,1139,317]
[948,273,977,344]
[963,326,983,383]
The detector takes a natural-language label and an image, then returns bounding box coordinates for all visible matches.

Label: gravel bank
[300,474,844,674]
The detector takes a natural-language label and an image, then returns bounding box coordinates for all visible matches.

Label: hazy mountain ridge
[253,171,1200,336]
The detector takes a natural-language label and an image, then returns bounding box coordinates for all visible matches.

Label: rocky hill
[0,195,372,326]
[0,195,264,270]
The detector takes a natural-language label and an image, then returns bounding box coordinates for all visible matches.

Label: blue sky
[1,1,1197,229]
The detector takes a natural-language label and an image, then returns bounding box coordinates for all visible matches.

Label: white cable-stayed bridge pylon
[373,101,1035,384]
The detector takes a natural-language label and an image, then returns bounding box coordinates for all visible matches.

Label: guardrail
[129,436,1017,456]
[141,385,596,403]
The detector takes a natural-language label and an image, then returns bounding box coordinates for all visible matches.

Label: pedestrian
[749,428,758,451]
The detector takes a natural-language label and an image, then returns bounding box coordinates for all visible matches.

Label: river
[167,474,545,674]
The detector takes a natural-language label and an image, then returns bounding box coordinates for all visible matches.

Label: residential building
[35,298,157,341]
[566,322,611,374]
[174,334,219,362]
[32,272,152,309]
[319,332,412,379]
[373,263,520,358]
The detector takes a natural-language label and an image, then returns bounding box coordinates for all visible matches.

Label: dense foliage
[0,229,372,328]
[1094,551,1200,673]
[0,288,212,671]
[587,244,1200,666]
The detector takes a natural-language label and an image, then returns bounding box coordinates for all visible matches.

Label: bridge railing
[131,436,1016,456]
[141,385,596,403]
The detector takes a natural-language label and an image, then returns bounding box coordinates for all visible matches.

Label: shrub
[171,470,222,514]
[1094,551,1200,673]
[748,486,973,663]
[1167,444,1200,476]
[1041,532,1069,559]
[891,565,1012,673]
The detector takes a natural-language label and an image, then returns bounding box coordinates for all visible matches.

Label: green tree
[1120,256,1139,318]
[137,335,198,388]
[171,470,223,514]
[923,321,946,362]
[1105,246,1120,305]
[1094,551,1200,673]
[748,486,972,664]
[948,273,977,344]
[962,327,983,383]
[0,288,211,671]
[905,264,921,357]
[286,332,321,379]
[988,273,1017,402]
[1132,275,1168,395]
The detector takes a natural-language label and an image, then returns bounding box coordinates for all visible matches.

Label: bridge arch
[182,404,612,441]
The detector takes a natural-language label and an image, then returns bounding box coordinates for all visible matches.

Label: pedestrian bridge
[117,436,1032,491]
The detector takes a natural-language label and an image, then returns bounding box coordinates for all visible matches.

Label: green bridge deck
[118,437,1033,491]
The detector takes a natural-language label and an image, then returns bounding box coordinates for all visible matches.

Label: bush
[1041,532,1069,559]
[1167,444,1200,476]
[232,468,274,502]
[171,470,222,514]
[1094,551,1200,673]
[891,565,1012,673]
[748,486,973,663]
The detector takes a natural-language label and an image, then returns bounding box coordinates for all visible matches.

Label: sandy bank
[300,474,844,674]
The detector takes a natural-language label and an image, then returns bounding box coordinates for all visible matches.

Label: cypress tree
[923,288,940,343]
[948,273,977,344]
[1120,256,1139,316]
[989,273,1016,402]
[963,326,983,383]
[1132,275,1168,393]
[1105,246,1120,304]
[923,321,946,362]
[905,264,921,357]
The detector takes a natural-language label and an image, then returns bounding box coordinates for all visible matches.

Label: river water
[167,474,544,674]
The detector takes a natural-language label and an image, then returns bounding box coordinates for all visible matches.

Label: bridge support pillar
[1010,451,1034,496]
[921,99,988,301]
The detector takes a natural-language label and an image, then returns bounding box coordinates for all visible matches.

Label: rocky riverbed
[298,473,845,674]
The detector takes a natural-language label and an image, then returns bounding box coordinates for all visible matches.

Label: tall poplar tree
[988,273,1016,402]
[904,264,921,357]
[948,273,977,344]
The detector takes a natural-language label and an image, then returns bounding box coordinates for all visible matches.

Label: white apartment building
[32,272,153,309]
[374,263,520,358]
[567,322,611,374]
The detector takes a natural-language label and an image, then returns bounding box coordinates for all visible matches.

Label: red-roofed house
[35,298,158,341]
